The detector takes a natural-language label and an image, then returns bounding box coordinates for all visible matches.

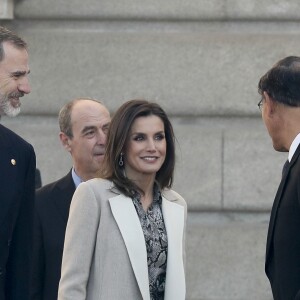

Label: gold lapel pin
[11,159,16,166]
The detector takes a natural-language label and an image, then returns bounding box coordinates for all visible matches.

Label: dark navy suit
[266,144,300,300]
[0,123,36,300]
[30,171,75,300]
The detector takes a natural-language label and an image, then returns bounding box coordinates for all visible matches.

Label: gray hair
[0,26,27,62]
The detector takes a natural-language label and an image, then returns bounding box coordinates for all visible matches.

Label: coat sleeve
[6,144,36,300]
[58,182,100,300]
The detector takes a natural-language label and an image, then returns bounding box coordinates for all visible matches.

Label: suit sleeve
[5,145,36,300]
[58,182,100,300]
[295,175,300,300]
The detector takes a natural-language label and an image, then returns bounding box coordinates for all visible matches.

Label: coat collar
[108,194,150,300]
[107,180,179,201]
[162,196,186,299]
[108,191,185,300]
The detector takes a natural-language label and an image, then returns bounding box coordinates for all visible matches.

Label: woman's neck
[134,175,156,211]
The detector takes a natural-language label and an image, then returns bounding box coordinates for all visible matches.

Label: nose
[96,129,107,145]
[146,138,156,151]
[18,77,31,94]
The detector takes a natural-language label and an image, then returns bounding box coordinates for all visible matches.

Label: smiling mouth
[142,157,158,161]
[95,153,104,156]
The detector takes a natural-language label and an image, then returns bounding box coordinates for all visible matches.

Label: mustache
[9,92,24,98]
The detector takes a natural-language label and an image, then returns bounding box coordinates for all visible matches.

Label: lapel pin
[11,159,16,166]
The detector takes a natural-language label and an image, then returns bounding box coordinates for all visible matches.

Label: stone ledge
[3,20,300,117]
[1,115,285,212]
[14,0,300,21]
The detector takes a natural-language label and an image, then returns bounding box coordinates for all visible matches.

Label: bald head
[59,98,111,180]
[59,98,108,138]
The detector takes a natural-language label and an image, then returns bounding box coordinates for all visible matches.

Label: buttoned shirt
[71,167,83,188]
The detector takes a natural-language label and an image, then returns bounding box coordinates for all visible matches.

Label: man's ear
[59,132,71,152]
[263,91,276,116]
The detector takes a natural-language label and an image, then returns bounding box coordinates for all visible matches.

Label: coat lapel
[162,197,186,300]
[109,194,150,300]
[52,171,76,224]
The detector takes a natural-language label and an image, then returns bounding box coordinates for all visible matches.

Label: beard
[0,92,23,117]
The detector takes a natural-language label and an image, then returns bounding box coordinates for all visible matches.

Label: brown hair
[100,99,176,197]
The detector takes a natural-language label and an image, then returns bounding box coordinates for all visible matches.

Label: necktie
[282,159,289,178]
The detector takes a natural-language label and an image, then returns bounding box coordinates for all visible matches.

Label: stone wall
[2,1,299,299]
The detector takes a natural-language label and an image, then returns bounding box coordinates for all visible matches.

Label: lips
[141,156,158,161]
[9,97,21,108]
[94,151,105,156]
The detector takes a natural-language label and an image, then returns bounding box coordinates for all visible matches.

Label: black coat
[0,124,36,300]
[30,171,75,300]
[266,144,300,300]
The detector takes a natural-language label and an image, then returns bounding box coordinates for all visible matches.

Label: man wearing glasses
[258,56,300,300]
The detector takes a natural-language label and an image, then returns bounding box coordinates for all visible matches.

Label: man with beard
[0,26,36,299]
[30,98,110,300]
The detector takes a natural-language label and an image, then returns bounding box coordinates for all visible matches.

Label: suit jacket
[58,178,187,300]
[0,123,36,300]
[30,171,75,300]
[265,144,300,300]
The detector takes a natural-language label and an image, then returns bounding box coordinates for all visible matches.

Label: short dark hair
[0,26,27,62]
[100,99,176,197]
[258,56,300,107]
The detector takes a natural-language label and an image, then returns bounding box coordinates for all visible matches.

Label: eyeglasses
[257,98,264,111]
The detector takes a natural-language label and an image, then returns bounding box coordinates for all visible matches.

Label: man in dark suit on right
[258,56,300,300]
[30,98,110,300]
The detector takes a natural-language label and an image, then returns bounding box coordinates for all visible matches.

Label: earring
[119,153,124,167]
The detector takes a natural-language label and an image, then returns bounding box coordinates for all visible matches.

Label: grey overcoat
[58,178,187,300]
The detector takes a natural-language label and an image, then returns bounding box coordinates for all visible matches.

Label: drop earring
[119,153,124,167]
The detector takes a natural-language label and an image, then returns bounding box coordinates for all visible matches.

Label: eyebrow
[81,126,96,134]
[11,70,30,76]
[131,130,165,135]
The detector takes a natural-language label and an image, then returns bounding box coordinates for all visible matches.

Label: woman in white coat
[58,99,187,300]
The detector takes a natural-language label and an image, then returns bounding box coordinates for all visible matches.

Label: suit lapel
[109,194,150,300]
[52,171,76,224]
[162,197,186,300]
[266,145,300,263]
